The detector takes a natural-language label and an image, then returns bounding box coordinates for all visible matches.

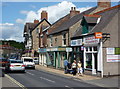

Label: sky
[0,1,119,42]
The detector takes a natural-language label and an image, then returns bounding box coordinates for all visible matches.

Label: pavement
[35,65,120,88]
[0,75,20,88]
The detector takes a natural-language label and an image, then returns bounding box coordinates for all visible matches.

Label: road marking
[5,74,27,89]
[65,85,74,89]
[39,77,55,83]
[26,72,34,76]
[73,78,81,81]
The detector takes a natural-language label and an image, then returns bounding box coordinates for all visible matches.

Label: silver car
[5,59,25,73]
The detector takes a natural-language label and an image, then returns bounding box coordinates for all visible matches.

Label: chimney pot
[41,10,48,20]
[70,7,80,18]
[74,7,76,10]
[98,0,111,8]
[34,20,39,23]
[71,7,74,11]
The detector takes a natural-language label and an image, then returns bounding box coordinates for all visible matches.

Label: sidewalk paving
[35,65,120,88]
[0,76,19,88]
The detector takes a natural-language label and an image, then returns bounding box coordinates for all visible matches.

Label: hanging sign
[94,32,102,39]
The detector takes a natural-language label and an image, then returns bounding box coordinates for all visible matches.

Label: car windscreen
[24,59,33,62]
[10,60,23,63]
[34,58,38,60]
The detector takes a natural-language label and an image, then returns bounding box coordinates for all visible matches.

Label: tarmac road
[7,69,108,89]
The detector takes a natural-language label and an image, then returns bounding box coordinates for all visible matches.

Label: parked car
[33,57,39,65]
[21,57,35,69]
[5,59,25,73]
[0,69,5,77]
[0,57,8,67]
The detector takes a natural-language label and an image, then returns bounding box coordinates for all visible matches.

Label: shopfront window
[86,53,92,69]
[86,47,88,51]
[93,46,97,51]
[89,47,92,51]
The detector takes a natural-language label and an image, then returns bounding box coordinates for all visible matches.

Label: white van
[21,57,35,69]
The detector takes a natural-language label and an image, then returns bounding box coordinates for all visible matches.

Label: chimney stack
[41,11,48,20]
[98,0,111,8]
[70,7,80,18]
[34,19,39,23]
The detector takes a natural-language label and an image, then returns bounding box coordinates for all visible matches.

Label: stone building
[23,21,38,57]
[71,4,120,77]
[46,0,113,70]
[31,11,51,66]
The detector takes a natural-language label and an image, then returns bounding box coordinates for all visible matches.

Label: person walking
[64,59,68,74]
[72,60,77,76]
[77,61,83,76]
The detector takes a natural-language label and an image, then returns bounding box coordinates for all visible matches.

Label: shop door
[86,53,92,69]
[93,53,98,72]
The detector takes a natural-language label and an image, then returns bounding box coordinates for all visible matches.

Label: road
[7,69,108,89]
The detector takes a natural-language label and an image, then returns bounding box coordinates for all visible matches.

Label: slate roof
[48,14,70,35]
[24,23,37,33]
[24,19,51,34]
[31,18,51,32]
[48,7,97,35]
[89,5,120,33]
[72,5,120,38]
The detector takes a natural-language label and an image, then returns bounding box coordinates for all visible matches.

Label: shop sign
[107,48,120,55]
[66,48,72,52]
[38,48,46,53]
[84,36,99,45]
[58,48,66,51]
[51,48,58,51]
[46,48,50,51]
[94,32,102,39]
[106,48,115,54]
[107,55,120,62]
[115,48,120,55]
[71,39,82,46]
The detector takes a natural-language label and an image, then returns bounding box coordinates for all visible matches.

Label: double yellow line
[5,74,27,89]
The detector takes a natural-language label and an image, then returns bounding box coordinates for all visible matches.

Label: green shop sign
[38,48,46,53]
[115,48,120,55]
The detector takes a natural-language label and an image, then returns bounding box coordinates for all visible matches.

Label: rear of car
[33,57,39,65]
[5,60,25,73]
[22,57,35,69]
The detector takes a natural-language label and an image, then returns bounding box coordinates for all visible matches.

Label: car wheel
[22,70,26,73]
[33,67,35,70]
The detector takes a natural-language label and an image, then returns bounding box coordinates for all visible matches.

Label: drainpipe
[100,39,104,78]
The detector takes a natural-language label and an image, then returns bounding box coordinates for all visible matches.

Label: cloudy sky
[0,1,119,42]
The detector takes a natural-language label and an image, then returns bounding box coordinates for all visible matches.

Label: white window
[85,46,98,52]
[62,34,66,46]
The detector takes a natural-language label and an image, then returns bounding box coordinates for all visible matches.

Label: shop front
[38,48,47,66]
[71,39,83,64]
[83,35,103,75]
[46,47,72,69]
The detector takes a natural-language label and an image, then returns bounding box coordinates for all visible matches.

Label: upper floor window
[62,34,66,46]
[36,28,39,34]
[50,37,53,47]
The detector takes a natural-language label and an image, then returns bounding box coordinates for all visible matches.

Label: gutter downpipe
[101,39,103,78]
